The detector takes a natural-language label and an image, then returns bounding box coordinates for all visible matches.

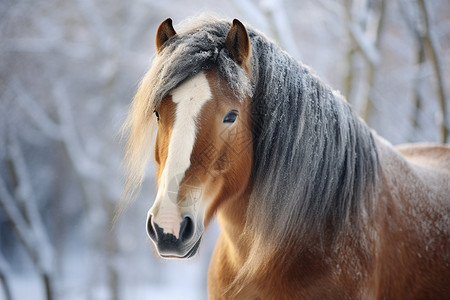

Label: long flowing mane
[240,25,380,282]
[124,15,380,282]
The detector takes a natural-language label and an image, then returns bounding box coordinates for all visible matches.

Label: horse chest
[208,238,369,299]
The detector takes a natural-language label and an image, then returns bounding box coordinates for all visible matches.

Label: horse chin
[158,236,202,260]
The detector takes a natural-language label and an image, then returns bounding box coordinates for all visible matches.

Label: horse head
[146,18,253,258]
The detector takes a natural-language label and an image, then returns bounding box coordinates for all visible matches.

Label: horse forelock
[147,16,253,112]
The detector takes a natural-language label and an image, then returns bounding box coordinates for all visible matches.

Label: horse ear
[225,19,250,66]
[156,18,177,53]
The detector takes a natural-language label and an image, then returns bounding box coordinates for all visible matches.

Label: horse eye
[153,110,160,121]
[223,110,238,123]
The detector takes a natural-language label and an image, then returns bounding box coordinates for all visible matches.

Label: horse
[122,16,450,299]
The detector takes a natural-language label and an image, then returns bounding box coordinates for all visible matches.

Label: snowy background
[0,0,449,299]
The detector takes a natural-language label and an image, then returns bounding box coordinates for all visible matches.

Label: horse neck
[216,182,253,257]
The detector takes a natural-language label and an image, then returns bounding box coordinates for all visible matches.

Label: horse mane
[123,15,380,288]
[238,27,381,284]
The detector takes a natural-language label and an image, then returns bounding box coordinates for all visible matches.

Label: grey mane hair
[147,16,252,112]
[244,26,380,259]
[226,25,381,285]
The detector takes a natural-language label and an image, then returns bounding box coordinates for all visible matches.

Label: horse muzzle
[146,213,202,259]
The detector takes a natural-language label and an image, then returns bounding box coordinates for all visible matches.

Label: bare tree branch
[361,0,386,123]
[398,0,427,140]
[231,0,302,60]
[0,145,55,300]
[231,0,271,34]
[260,0,302,60]
[12,79,62,140]
[417,0,448,143]
[0,253,12,300]
[344,0,384,124]
[348,23,381,68]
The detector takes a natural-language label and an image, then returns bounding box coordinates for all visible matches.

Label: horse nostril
[179,216,194,242]
[147,215,157,241]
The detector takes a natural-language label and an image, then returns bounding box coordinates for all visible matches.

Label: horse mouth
[160,237,202,259]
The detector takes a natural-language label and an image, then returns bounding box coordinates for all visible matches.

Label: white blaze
[151,72,212,238]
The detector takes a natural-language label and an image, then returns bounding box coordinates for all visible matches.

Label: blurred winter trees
[0,0,448,299]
